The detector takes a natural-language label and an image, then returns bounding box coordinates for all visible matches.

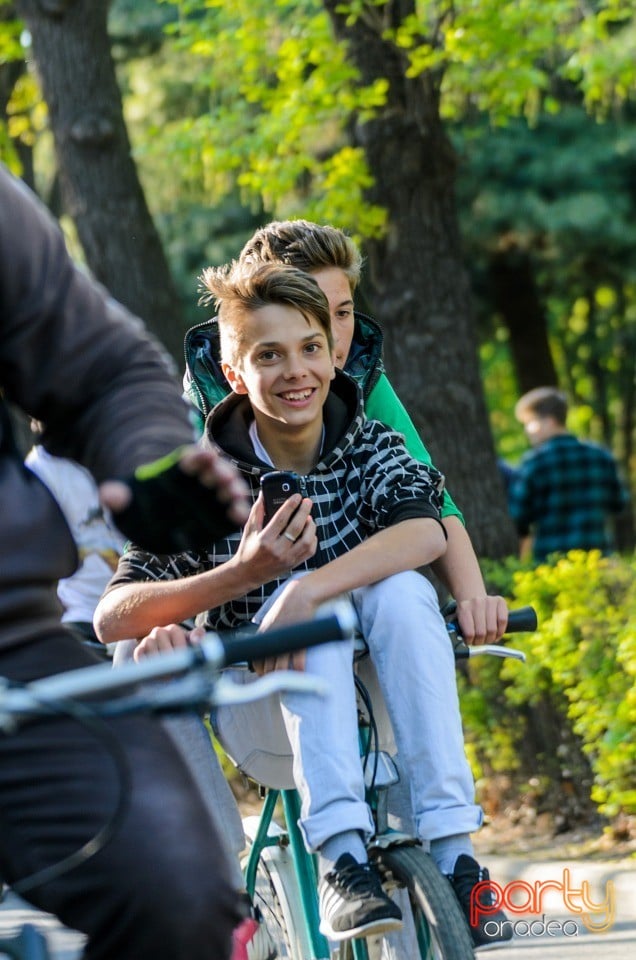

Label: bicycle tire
[243,840,311,960]
[251,855,294,959]
[369,845,475,960]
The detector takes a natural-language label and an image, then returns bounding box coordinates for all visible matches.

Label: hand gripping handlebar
[447,605,537,662]
[0,601,357,731]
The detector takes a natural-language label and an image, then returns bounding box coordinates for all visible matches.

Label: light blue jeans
[255,570,482,852]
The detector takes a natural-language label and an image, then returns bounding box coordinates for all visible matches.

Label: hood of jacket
[183,310,384,428]
[202,368,365,479]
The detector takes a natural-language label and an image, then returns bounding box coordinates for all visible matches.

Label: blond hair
[199,261,333,365]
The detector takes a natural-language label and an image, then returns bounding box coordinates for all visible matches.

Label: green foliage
[0,120,18,171]
[155,199,265,327]
[336,1,636,122]
[563,2,636,114]
[479,333,527,464]
[110,0,176,40]
[149,0,388,237]
[461,551,636,820]
[0,11,53,181]
[426,0,635,121]
[149,2,636,238]
[0,6,22,65]
[460,108,636,479]
[5,71,47,145]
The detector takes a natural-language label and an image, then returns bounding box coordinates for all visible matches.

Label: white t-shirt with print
[25,446,126,624]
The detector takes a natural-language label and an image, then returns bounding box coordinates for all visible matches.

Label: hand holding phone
[260,470,301,525]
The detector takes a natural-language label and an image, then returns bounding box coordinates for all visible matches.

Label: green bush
[461,551,636,821]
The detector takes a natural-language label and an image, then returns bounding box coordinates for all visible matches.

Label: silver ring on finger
[282,531,296,543]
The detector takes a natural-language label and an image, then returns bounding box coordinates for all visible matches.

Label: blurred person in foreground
[0,163,250,960]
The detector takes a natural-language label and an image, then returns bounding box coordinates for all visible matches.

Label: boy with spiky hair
[185,219,509,651]
[102,259,512,946]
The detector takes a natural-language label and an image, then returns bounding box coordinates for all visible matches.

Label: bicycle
[222,603,537,960]
[0,604,356,960]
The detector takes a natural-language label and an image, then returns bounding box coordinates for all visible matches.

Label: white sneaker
[319,853,403,941]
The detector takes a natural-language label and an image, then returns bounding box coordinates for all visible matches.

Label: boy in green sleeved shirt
[364,369,462,515]
[183,219,503,641]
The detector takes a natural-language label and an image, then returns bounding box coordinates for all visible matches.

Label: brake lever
[452,640,526,663]
[211,671,329,706]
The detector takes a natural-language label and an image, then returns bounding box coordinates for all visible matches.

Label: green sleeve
[365,373,464,523]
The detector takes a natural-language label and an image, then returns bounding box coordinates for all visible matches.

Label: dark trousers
[0,630,242,959]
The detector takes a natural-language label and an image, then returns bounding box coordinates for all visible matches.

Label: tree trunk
[15,0,185,360]
[489,248,559,393]
[323,0,516,557]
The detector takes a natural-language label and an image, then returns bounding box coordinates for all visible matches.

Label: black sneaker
[447,854,513,950]
[319,853,403,941]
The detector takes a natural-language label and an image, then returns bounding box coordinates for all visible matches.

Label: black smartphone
[260,470,301,525]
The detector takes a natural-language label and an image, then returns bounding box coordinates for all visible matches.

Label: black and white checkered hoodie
[106,371,445,631]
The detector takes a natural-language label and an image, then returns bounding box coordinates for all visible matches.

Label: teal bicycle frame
[244,788,332,958]
[242,692,423,960]
[240,606,534,960]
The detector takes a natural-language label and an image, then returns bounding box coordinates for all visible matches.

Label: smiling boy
[202,262,447,648]
[200,261,451,940]
[184,219,509,647]
[100,261,510,947]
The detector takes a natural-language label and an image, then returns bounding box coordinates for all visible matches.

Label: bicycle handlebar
[0,602,357,730]
[447,605,537,662]
[218,603,356,666]
[503,605,538,634]
[445,604,537,636]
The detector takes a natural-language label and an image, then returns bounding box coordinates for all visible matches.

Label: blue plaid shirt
[508,434,629,562]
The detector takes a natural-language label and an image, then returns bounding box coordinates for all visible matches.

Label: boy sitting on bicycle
[185,218,508,650]
[99,261,509,948]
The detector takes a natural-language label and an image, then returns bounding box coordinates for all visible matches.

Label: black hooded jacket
[106,371,445,632]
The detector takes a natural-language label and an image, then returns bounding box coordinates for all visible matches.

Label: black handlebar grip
[448,604,537,656]
[219,606,355,667]
[505,606,538,634]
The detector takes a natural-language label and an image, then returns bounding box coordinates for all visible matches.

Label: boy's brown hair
[515,386,568,425]
[199,261,333,365]
[239,220,363,293]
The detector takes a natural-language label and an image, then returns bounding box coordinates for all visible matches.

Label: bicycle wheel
[243,839,312,960]
[369,845,475,960]
[250,853,294,959]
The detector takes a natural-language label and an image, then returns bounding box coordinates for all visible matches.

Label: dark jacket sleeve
[0,166,194,480]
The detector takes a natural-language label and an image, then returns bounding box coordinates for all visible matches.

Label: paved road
[1,856,635,959]
[1,902,635,959]
[490,916,635,959]
[470,856,636,960]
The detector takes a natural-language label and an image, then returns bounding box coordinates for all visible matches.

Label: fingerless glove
[113,448,240,553]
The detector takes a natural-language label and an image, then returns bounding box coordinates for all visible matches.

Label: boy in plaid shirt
[510,386,629,561]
